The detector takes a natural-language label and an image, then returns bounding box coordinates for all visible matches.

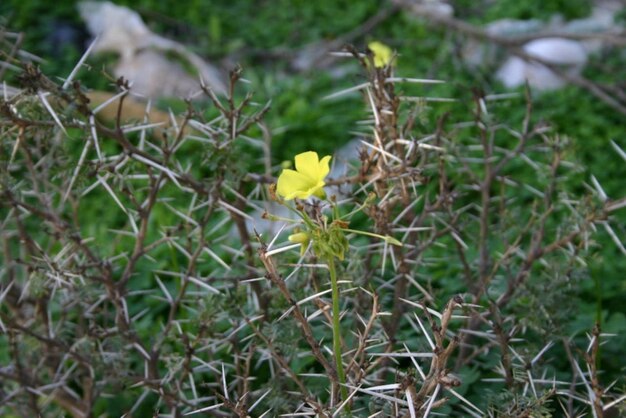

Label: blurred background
[2,0,624,159]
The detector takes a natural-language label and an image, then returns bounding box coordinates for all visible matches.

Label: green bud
[384,235,403,246]
[289,232,310,256]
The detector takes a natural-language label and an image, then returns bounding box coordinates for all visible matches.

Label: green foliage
[453,0,592,21]
[487,388,556,417]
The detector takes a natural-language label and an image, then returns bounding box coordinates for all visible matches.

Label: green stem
[342,228,402,246]
[284,203,317,230]
[327,256,349,409]
[594,269,602,367]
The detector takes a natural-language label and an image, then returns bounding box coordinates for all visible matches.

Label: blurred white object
[78,1,226,98]
[496,38,588,91]
[463,18,543,68]
[408,0,454,19]
[465,1,621,91]
[562,1,623,54]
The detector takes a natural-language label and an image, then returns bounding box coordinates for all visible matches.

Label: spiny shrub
[1,32,625,417]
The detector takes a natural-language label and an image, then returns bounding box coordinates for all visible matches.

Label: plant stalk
[327,256,349,409]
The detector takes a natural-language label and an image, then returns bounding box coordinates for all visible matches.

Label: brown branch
[257,241,339,385]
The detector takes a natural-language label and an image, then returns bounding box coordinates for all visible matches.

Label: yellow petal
[277,151,332,200]
[368,41,393,68]
[296,182,324,200]
[318,155,332,180]
[294,151,321,181]
[277,169,316,200]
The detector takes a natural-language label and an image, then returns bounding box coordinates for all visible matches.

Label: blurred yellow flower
[368,41,393,68]
[276,151,331,200]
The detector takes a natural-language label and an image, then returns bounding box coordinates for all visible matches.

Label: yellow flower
[288,231,310,256]
[368,41,393,68]
[276,151,332,200]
